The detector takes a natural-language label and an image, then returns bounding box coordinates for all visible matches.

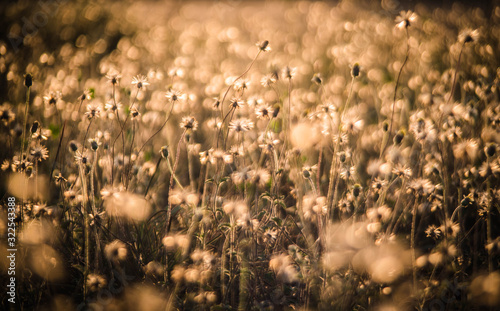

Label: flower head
[165,89,183,102]
[180,116,198,131]
[85,103,101,120]
[30,144,49,162]
[228,118,254,132]
[131,74,150,89]
[43,91,61,106]
[395,10,417,29]
[459,28,479,44]
[257,40,271,52]
[105,69,121,85]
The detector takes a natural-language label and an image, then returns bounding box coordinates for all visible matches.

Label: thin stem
[137,100,176,156]
[216,50,262,148]
[144,156,162,197]
[21,86,31,158]
[166,129,187,233]
[389,26,410,138]
[327,76,355,212]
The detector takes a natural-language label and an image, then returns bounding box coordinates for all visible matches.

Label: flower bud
[25,74,33,88]
[160,146,169,159]
[351,63,360,78]
[30,121,39,134]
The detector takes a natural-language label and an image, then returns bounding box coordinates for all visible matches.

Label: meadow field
[1,0,499,310]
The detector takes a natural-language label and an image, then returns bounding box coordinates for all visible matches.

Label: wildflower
[86,274,107,292]
[392,163,412,179]
[231,168,251,185]
[222,200,247,217]
[162,234,189,252]
[409,115,436,142]
[199,150,214,165]
[439,219,460,238]
[425,225,442,240]
[485,143,497,158]
[74,150,89,164]
[104,99,122,112]
[352,184,362,198]
[229,97,244,109]
[105,69,121,85]
[68,140,79,153]
[255,104,272,119]
[0,103,15,126]
[257,40,271,52]
[160,145,169,159]
[234,79,250,92]
[85,103,101,120]
[88,137,101,151]
[407,178,434,197]
[1,159,11,171]
[339,166,356,180]
[395,10,417,29]
[479,160,500,178]
[180,116,198,131]
[165,89,183,102]
[393,129,405,145]
[338,197,352,214]
[259,138,280,153]
[79,89,93,102]
[269,254,298,283]
[261,74,276,87]
[104,191,152,221]
[371,178,387,193]
[30,144,49,162]
[282,66,296,80]
[130,107,141,119]
[228,118,254,132]
[104,240,127,262]
[43,91,61,106]
[171,265,185,283]
[366,205,391,222]
[24,73,33,88]
[351,63,360,78]
[458,28,480,44]
[312,73,322,85]
[143,261,164,277]
[250,168,271,188]
[212,97,221,109]
[12,157,33,173]
[53,172,66,185]
[131,74,149,89]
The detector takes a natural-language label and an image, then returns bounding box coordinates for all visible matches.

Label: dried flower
[180,116,198,131]
[257,40,271,52]
[104,240,127,262]
[105,69,121,85]
[458,28,479,44]
[395,10,417,29]
[131,74,149,89]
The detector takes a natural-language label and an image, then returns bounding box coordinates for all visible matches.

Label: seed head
[257,40,271,52]
[351,63,360,78]
[459,28,479,44]
[30,121,39,134]
[180,116,198,131]
[485,143,496,158]
[312,74,322,85]
[24,73,33,88]
[160,146,169,159]
[395,10,417,29]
